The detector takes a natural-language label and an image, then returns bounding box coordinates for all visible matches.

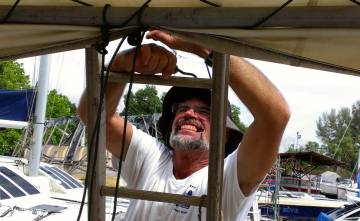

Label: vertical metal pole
[85,47,106,221]
[207,52,229,221]
[29,55,50,176]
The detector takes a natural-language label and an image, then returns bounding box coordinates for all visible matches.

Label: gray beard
[169,131,209,150]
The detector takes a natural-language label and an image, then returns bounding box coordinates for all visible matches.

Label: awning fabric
[0,1,359,76]
[0,89,35,122]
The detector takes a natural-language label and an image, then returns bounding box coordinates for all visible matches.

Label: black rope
[104,0,151,29]
[205,64,212,79]
[1,0,20,24]
[76,1,152,219]
[95,4,111,55]
[248,0,294,29]
[197,195,207,221]
[176,66,197,78]
[77,4,122,220]
[77,37,128,221]
[76,51,106,221]
[350,0,360,5]
[200,0,220,7]
[71,0,93,7]
[111,30,146,221]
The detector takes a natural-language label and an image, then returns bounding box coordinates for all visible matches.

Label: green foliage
[0,60,31,155]
[0,60,30,89]
[286,143,305,153]
[350,101,360,149]
[286,144,298,153]
[46,89,76,118]
[230,104,247,132]
[316,103,360,169]
[121,85,162,115]
[0,129,22,155]
[44,89,77,145]
[305,141,320,152]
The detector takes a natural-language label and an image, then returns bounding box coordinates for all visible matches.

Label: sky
[17,40,360,152]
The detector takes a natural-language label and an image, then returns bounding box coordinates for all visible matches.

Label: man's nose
[183,108,197,117]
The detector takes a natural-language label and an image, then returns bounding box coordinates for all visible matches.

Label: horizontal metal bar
[1,6,360,28]
[101,186,208,207]
[172,31,360,77]
[108,72,212,89]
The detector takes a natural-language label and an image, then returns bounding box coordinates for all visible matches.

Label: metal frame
[207,52,229,220]
[1,6,360,28]
[2,4,358,221]
[93,52,230,221]
[2,6,359,75]
[85,47,105,221]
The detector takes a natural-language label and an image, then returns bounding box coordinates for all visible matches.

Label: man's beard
[169,130,209,150]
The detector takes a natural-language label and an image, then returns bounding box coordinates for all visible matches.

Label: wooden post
[85,47,106,221]
[207,52,230,221]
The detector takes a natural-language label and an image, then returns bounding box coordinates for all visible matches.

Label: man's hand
[111,43,177,78]
[146,30,210,59]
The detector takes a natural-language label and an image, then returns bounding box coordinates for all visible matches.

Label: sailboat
[0,55,89,220]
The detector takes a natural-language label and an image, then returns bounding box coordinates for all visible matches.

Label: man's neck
[172,148,209,179]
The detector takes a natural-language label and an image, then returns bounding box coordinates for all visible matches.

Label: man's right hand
[111,44,177,79]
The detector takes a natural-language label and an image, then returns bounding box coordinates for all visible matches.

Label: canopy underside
[0,2,359,76]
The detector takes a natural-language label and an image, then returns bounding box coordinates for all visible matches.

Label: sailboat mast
[28,55,50,176]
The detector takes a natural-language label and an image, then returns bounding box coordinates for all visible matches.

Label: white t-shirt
[113,126,256,221]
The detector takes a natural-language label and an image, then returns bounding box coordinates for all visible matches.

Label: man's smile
[176,118,204,133]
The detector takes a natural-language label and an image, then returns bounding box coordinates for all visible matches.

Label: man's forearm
[105,82,126,117]
[229,56,289,124]
[228,55,290,195]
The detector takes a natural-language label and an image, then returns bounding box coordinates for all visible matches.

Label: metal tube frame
[1,6,360,28]
[85,47,106,221]
[207,52,230,221]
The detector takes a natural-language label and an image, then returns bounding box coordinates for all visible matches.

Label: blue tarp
[0,89,35,121]
[317,212,333,221]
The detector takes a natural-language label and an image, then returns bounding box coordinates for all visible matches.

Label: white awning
[0,1,359,76]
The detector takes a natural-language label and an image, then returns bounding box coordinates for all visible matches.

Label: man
[78,30,290,220]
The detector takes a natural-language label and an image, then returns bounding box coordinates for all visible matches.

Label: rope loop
[95,4,111,55]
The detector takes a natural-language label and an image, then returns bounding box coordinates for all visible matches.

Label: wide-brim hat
[158,86,243,157]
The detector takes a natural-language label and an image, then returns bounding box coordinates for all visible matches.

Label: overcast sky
[17,40,360,152]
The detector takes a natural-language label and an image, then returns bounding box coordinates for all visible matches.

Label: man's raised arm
[147,30,290,196]
[77,44,177,159]
[229,57,290,196]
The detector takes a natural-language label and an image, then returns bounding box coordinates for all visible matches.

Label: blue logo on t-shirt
[174,187,196,214]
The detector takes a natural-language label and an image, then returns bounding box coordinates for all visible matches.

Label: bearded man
[78,30,290,220]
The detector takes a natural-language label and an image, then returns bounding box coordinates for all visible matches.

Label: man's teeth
[180,125,197,132]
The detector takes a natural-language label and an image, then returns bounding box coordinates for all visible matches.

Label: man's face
[169,98,211,150]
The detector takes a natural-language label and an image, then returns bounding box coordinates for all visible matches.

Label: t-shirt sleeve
[222,149,257,221]
[112,125,168,188]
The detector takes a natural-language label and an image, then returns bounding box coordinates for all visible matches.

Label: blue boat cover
[317,212,333,221]
[0,89,35,122]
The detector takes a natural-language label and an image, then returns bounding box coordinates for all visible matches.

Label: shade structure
[1,1,358,221]
[0,1,359,76]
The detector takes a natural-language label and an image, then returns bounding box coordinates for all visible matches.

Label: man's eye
[177,106,189,113]
[198,108,210,115]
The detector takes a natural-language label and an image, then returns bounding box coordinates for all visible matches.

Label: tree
[316,104,359,169]
[0,60,30,89]
[230,104,247,132]
[121,85,162,115]
[46,89,76,118]
[305,141,320,152]
[350,101,360,149]
[44,89,77,145]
